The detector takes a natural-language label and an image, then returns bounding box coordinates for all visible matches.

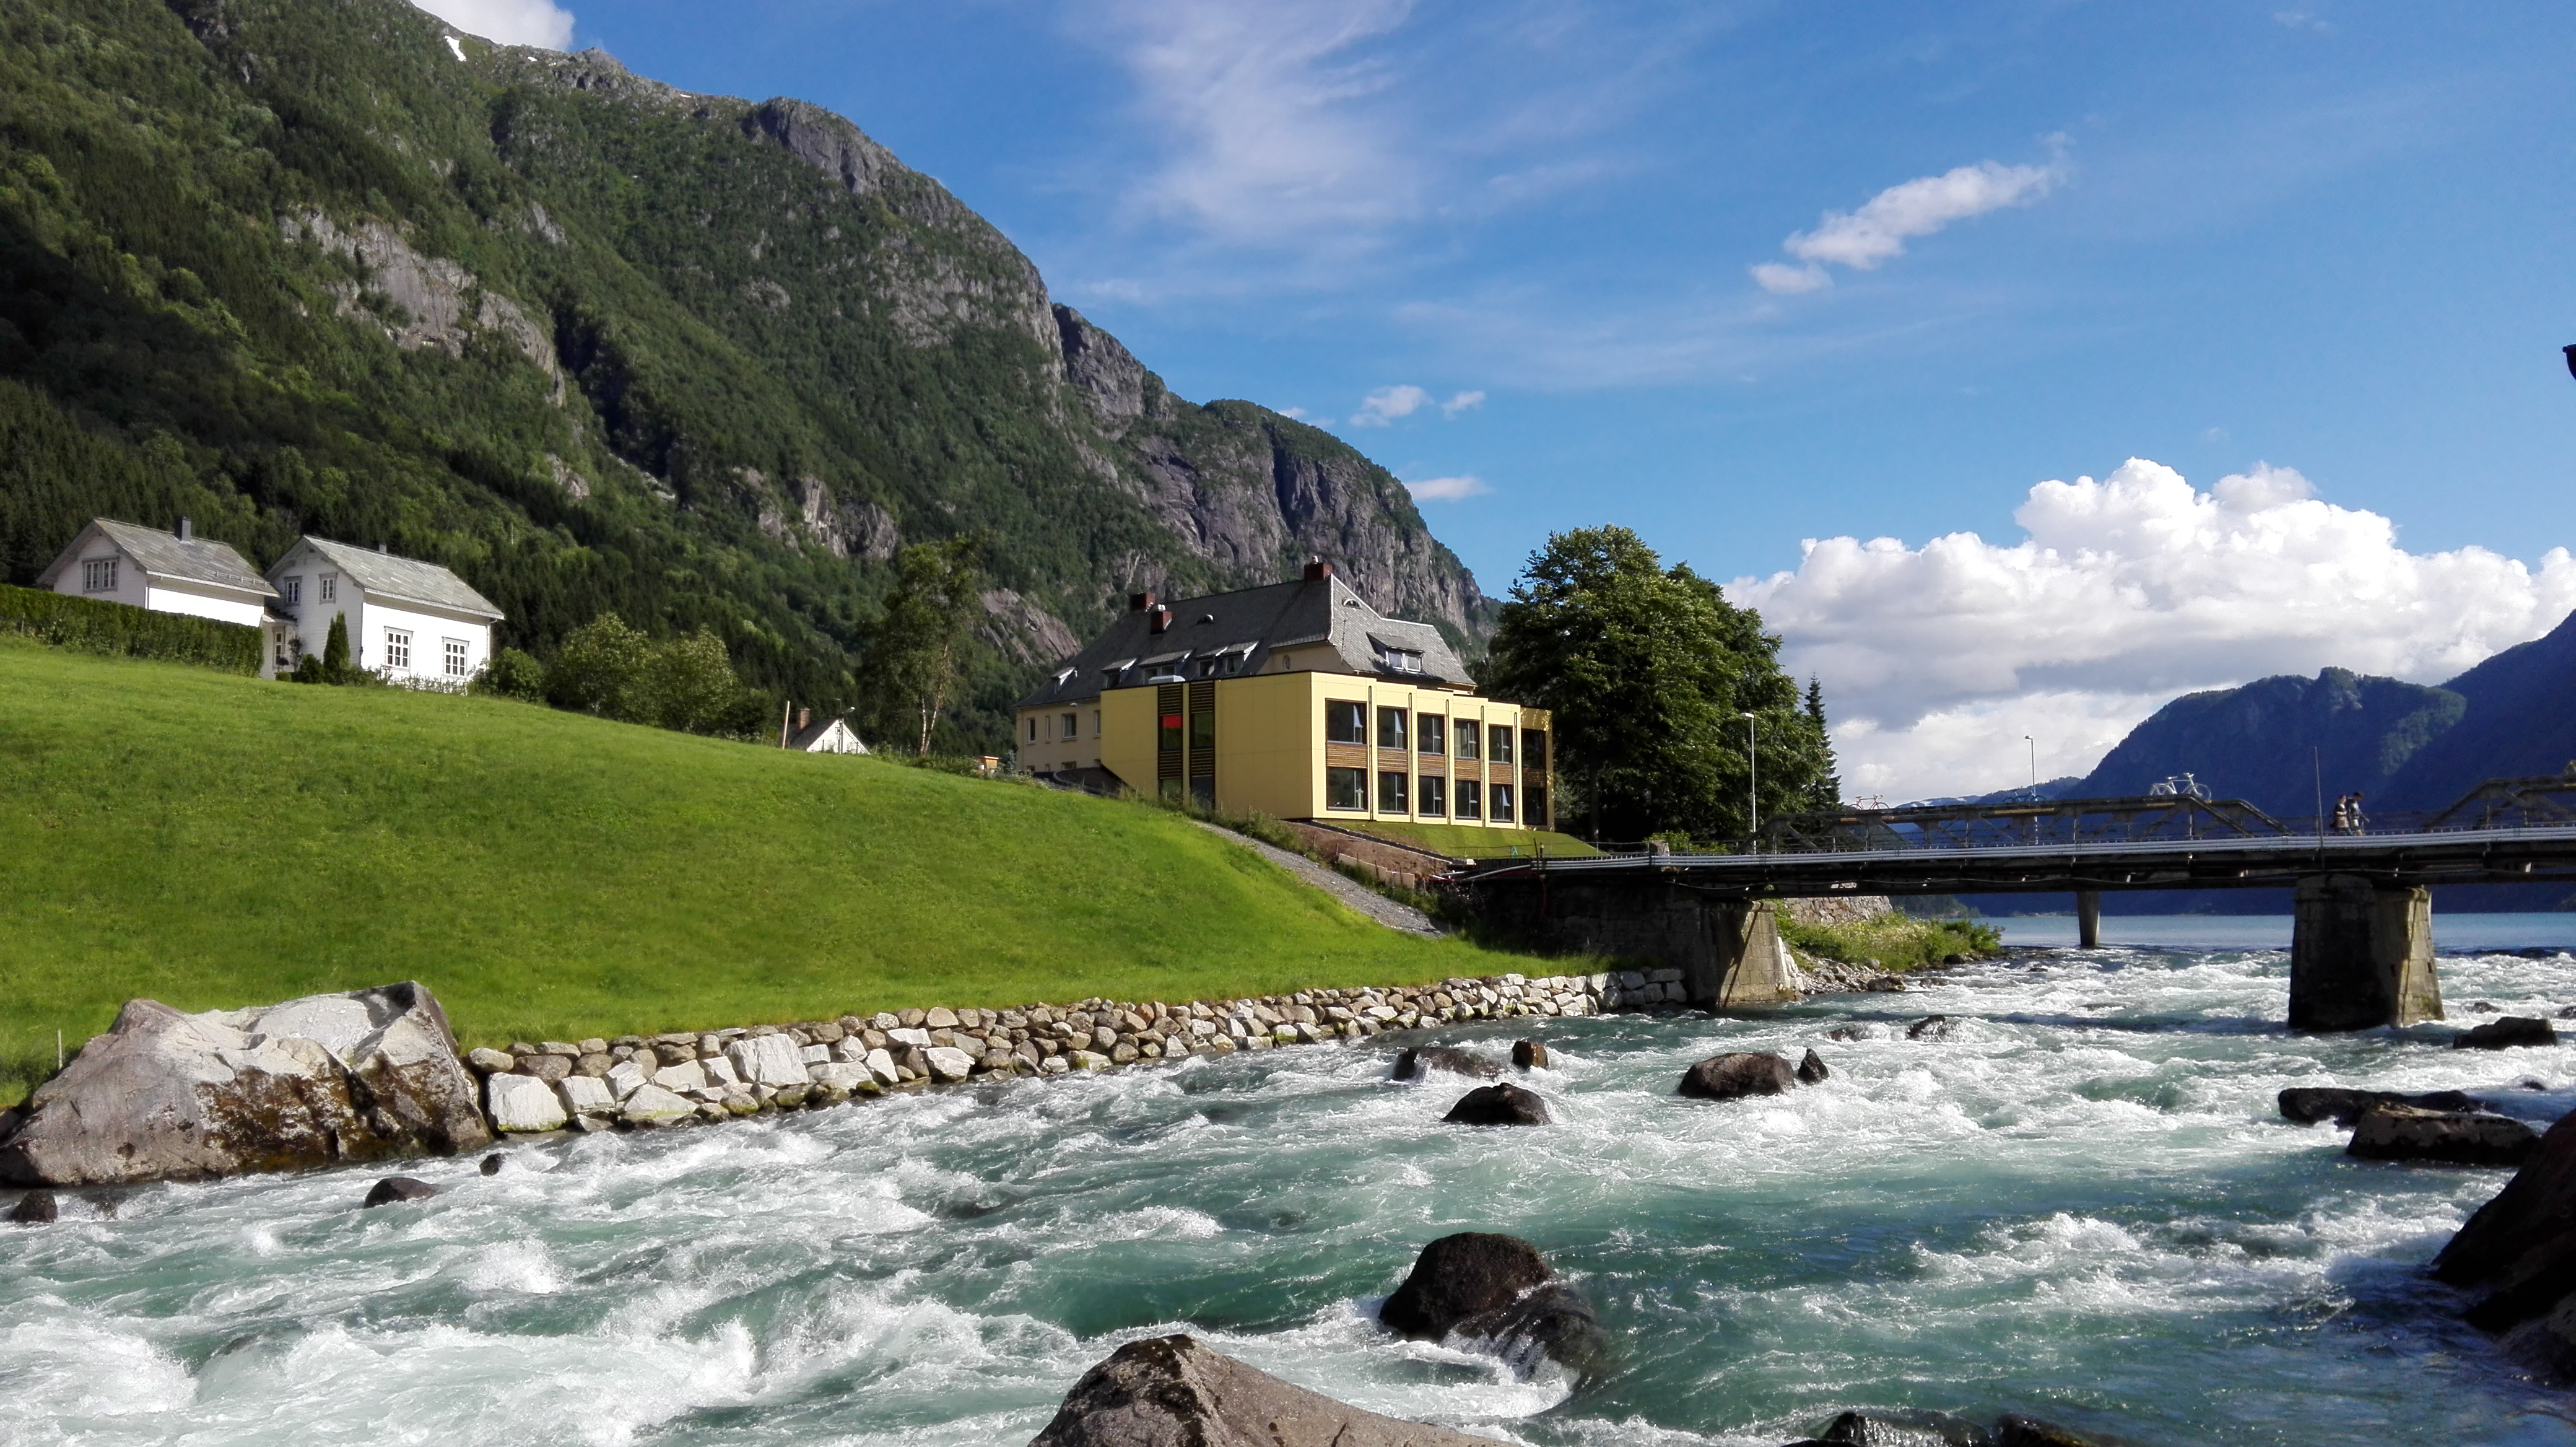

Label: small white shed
[266,536,504,687]
[786,709,868,754]
[37,518,279,629]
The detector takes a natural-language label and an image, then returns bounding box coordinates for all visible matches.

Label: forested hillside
[0,0,1489,748]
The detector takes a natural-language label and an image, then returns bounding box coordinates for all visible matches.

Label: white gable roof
[37,520,278,599]
[282,537,503,621]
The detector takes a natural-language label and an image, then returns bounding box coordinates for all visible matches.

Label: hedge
[0,582,263,675]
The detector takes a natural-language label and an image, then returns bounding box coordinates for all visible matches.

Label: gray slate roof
[1014,574,1466,710]
[287,537,503,620]
[37,520,277,598]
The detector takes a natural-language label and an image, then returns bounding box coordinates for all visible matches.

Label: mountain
[2380,614,2576,809]
[2072,668,2466,821]
[0,0,1490,746]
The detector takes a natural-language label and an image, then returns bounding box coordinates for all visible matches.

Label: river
[11,938,2576,1446]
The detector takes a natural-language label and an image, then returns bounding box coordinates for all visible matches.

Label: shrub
[290,653,325,683]
[476,647,547,701]
[0,583,259,673]
[546,613,764,738]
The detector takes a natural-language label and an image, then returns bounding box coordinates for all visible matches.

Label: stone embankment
[466,971,1638,1134]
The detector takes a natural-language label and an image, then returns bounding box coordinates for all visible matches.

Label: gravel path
[1194,822,1443,937]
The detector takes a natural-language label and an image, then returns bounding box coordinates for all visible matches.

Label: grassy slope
[0,641,1534,1096]
[1329,820,1603,860]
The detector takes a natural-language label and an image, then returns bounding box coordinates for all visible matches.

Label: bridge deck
[1465,823,2576,898]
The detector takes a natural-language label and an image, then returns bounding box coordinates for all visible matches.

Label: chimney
[376,542,389,554]
[1302,557,1332,582]
[1148,604,1171,635]
[176,517,193,541]
[796,707,811,732]
[1128,590,1157,613]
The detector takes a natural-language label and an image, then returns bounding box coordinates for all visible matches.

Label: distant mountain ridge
[0,0,1488,746]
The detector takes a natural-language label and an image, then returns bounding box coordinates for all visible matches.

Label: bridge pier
[2076,889,2102,949]
[1464,877,1799,1013]
[2287,874,2442,1031]
[1680,899,1802,1012]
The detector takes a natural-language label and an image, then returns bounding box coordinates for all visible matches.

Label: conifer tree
[321,613,350,684]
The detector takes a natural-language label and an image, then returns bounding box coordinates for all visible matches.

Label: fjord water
[13,948,2576,1446]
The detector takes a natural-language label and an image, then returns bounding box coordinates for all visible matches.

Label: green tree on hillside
[871,536,985,755]
[321,612,350,683]
[1482,525,1838,842]
[545,613,761,737]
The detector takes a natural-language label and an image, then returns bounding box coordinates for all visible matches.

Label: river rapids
[13,927,2576,1446]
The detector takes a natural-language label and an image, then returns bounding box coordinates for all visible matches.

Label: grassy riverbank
[1780,911,2004,972]
[0,640,1545,1101]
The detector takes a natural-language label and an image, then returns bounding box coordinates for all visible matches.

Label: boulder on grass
[1679,1053,1796,1100]
[2278,1086,2479,1126]
[1393,1046,1499,1081]
[1442,1082,1549,1126]
[1379,1232,1606,1374]
[2456,1017,2557,1051]
[2346,1103,2538,1166]
[1029,1334,1510,1446]
[0,982,490,1187]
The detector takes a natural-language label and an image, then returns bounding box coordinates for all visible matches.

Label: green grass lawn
[0,640,1545,1100]
[1326,820,1603,860]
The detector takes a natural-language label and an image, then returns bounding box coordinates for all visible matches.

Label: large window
[1190,709,1214,750]
[1522,729,1548,771]
[1456,721,1479,759]
[444,638,469,678]
[1325,700,1367,743]
[1061,712,1079,740]
[81,557,117,593]
[383,628,411,671]
[1419,776,1447,817]
[1377,707,1408,750]
[1488,724,1515,765]
[1378,771,1410,813]
[1419,715,1446,755]
[281,575,302,605]
[1326,766,1367,811]
[319,573,337,603]
[1455,780,1481,820]
[1491,783,1515,823]
[1159,710,1183,752]
[1526,784,1548,828]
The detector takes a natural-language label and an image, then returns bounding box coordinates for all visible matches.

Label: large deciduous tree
[1482,525,1840,842]
[871,536,985,756]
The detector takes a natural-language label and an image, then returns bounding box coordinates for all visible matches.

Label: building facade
[264,537,503,687]
[1014,563,1551,831]
[37,518,280,629]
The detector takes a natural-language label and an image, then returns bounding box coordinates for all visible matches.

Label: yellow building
[1013,562,1552,831]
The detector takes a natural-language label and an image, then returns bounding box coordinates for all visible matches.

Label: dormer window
[1374,642,1424,674]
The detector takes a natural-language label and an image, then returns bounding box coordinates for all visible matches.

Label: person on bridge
[2338,792,2367,834]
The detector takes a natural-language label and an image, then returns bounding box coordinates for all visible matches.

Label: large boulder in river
[1814,1407,1995,1445]
[1380,1232,1606,1373]
[2278,1086,2479,1126]
[1679,1052,1796,1100]
[2455,1016,2557,1050]
[1442,1083,1549,1126]
[2346,1103,2538,1166]
[0,982,490,1186]
[2434,1111,2576,1336]
[1029,1333,1510,1446]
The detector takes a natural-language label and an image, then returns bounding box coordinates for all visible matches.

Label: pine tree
[1805,676,1843,809]
[322,613,350,684]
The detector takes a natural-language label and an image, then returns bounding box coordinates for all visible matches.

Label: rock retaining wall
[462,971,1683,1134]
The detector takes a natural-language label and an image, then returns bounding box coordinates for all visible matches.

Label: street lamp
[1743,711,1759,844]
[2023,734,2036,793]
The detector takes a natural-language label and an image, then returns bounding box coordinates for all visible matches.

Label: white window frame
[82,556,118,593]
[319,573,337,603]
[444,638,469,678]
[281,575,302,605]
[384,628,412,671]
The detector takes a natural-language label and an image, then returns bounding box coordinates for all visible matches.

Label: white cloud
[1751,158,2060,294]
[1085,0,1420,242]
[1751,261,1831,295]
[1440,389,1486,417]
[1349,383,1431,426]
[1733,458,2576,802]
[1405,474,1489,501]
[408,0,573,49]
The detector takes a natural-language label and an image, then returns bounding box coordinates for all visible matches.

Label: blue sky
[422,0,2576,798]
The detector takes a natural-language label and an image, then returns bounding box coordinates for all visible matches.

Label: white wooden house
[264,537,503,687]
[786,709,868,754]
[37,518,281,630]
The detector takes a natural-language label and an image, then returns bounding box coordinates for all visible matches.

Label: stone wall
[1273,821,1459,892]
[463,971,1617,1134]
[1780,894,1894,927]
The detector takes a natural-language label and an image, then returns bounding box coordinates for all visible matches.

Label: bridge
[1460,777,2576,1031]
